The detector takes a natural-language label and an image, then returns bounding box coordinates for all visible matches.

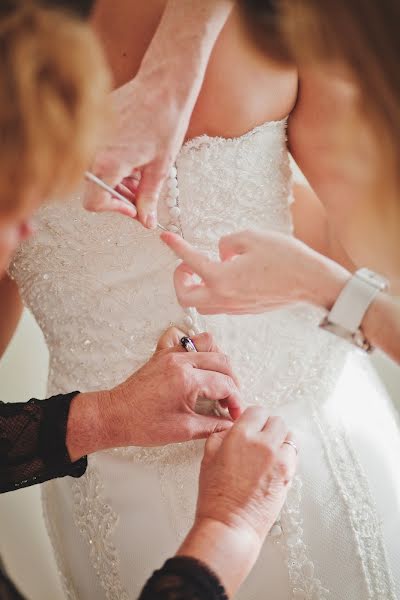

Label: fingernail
[146,212,157,230]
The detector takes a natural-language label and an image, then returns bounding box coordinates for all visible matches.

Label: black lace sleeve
[138,557,229,600]
[0,392,87,493]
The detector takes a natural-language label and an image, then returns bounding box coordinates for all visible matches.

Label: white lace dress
[10,120,400,600]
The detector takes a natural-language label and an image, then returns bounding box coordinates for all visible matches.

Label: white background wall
[0,310,399,600]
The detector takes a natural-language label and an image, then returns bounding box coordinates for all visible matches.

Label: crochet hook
[84,171,167,231]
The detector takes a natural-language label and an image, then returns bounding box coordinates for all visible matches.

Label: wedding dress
[10,120,400,600]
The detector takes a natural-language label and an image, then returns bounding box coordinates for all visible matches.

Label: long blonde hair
[0,0,109,218]
[240,0,399,184]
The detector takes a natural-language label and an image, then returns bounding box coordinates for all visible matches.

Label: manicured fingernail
[146,212,157,229]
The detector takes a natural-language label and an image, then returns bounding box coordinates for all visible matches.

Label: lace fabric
[0,393,86,493]
[138,557,228,600]
[9,119,400,600]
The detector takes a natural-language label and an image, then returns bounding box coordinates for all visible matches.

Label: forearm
[139,0,233,107]
[0,393,86,493]
[177,518,260,597]
[362,294,400,364]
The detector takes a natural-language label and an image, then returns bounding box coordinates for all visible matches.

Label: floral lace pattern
[312,401,397,600]
[9,119,399,600]
[71,461,130,600]
[281,477,330,600]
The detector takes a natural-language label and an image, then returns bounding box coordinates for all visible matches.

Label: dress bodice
[9,120,400,600]
[10,119,340,406]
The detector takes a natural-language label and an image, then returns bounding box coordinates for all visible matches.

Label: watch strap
[327,272,381,333]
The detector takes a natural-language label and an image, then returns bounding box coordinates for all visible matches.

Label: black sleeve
[138,557,229,600]
[0,392,87,494]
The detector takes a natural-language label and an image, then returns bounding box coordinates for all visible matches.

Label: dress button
[168,225,180,234]
[166,196,177,207]
[169,166,177,178]
[169,206,181,220]
[270,524,283,537]
[293,590,307,600]
[168,178,178,191]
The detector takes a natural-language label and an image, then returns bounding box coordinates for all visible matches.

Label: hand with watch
[162,230,399,362]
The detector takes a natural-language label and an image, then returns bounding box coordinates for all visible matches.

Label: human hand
[196,407,297,542]
[177,407,297,596]
[96,327,242,450]
[162,229,351,314]
[83,71,192,228]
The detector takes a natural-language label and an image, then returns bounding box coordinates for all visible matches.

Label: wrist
[304,253,351,311]
[178,517,261,597]
[361,292,400,362]
[66,390,105,461]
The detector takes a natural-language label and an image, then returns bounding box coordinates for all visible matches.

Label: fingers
[190,417,233,441]
[194,370,242,418]
[218,231,251,261]
[261,416,288,448]
[173,262,211,308]
[157,329,222,354]
[275,432,299,485]
[156,326,187,351]
[161,232,216,281]
[84,155,138,216]
[121,173,141,196]
[232,406,270,434]
[135,162,168,229]
[190,332,221,353]
[189,351,240,391]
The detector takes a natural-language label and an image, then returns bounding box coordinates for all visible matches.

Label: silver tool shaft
[85,171,167,231]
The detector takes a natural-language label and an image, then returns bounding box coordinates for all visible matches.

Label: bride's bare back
[92,0,298,140]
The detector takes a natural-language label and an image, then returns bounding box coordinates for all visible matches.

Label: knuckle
[275,459,290,482]
[269,415,287,432]
[261,441,276,461]
[199,331,214,349]
[219,353,230,368]
[232,425,251,445]
[164,352,181,371]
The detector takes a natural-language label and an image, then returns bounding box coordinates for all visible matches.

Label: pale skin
[84,0,400,372]
[0,2,301,596]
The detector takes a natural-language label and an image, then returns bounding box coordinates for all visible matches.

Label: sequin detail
[9,118,398,600]
[72,461,129,600]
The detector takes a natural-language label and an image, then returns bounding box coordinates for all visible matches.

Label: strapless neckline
[182,117,288,153]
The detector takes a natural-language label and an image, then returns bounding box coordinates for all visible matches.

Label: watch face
[356,268,389,291]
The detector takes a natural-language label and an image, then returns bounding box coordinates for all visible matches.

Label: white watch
[319,268,389,352]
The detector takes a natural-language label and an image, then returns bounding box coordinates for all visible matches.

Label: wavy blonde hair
[0,0,109,218]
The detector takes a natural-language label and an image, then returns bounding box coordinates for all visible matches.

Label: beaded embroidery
[9,119,398,600]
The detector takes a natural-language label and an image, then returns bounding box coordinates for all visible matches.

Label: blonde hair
[0,0,109,218]
[240,0,400,185]
[283,0,399,190]
[239,0,400,273]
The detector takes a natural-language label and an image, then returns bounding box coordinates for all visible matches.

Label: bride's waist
[46,310,346,400]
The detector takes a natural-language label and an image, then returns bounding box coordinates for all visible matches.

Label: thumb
[219,231,252,261]
[83,160,137,220]
[156,326,187,351]
[191,415,233,442]
[135,162,168,229]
